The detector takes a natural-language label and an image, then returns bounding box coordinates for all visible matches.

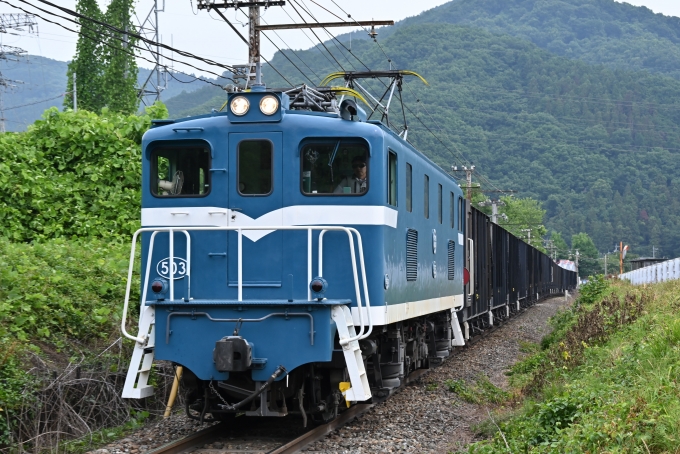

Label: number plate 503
[156,257,188,280]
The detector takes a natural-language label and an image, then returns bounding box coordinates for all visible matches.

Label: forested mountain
[0,56,208,131]
[364,0,680,79]
[262,24,678,259]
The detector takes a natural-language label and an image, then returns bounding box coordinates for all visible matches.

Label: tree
[101,0,139,114]
[65,0,139,114]
[572,232,601,277]
[64,0,104,112]
[497,196,547,250]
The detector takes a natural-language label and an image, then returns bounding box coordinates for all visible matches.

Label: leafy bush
[0,104,164,242]
[0,237,139,343]
[0,340,37,444]
[577,275,611,306]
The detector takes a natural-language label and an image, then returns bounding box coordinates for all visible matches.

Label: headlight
[259,95,279,115]
[230,96,249,116]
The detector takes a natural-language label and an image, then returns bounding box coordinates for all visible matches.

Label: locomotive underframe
[179,308,454,424]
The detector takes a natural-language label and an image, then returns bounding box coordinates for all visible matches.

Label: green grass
[445,375,510,405]
[470,278,680,453]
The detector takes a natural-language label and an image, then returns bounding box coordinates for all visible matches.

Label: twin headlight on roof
[230,94,279,116]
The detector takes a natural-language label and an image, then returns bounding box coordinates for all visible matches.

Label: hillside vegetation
[372,0,680,80]
[0,55,210,132]
[467,277,680,452]
[175,23,680,258]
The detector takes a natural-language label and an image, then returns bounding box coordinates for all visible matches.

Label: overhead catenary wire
[288,0,344,71]
[226,4,320,84]
[296,0,358,72]
[279,6,338,70]
[258,15,322,83]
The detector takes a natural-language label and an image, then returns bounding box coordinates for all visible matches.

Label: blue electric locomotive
[120,76,468,422]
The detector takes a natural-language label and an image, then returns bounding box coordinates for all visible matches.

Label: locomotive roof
[148,91,457,185]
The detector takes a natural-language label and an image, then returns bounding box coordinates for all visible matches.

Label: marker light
[230,96,250,116]
[309,276,328,300]
[463,268,470,286]
[259,95,279,115]
[151,278,168,296]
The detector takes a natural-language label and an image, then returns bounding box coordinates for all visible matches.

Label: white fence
[619,258,680,284]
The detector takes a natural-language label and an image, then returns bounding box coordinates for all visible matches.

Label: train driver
[333,155,368,194]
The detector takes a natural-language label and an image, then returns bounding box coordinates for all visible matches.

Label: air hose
[217,365,287,411]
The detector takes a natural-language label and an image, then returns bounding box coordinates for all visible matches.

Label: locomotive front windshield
[301,140,369,195]
[152,146,211,197]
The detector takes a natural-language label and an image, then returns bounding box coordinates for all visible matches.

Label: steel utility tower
[136,0,166,105]
[0,14,38,132]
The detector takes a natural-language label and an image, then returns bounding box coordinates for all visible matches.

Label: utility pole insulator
[197,1,392,88]
[477,198,506,224]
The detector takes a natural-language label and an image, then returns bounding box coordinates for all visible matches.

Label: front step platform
[122,306,156,398]
[331,305,372,403]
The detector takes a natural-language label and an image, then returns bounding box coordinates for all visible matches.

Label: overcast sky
[0,0,679,78]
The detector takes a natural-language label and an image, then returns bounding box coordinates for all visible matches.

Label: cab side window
[388,151,397,206]
[406,163,413,212]
[152,145,211,197]
[424,174,430,219]
[301,140,369,195]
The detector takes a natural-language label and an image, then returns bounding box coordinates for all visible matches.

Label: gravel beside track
[88,294,571,454]
[303,294,572,453]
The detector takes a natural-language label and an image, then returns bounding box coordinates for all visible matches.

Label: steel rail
[143,368,429,454]
[144,295,567,454]
[145,422,224,454]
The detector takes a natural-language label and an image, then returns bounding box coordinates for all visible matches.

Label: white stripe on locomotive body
[351,294,465,326]
[141,206,398,242]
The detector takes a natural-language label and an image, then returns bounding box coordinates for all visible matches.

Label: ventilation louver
[406,229,418,281]
[448,240,455,280]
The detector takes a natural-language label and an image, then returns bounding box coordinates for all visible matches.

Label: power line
[0,0,229,88]
[279,5,337,70]
[31,0,237,73]
[204,6,294,87]
[5,0,234,84]
[297,0,358,72]
[3,90,68,110]
[260,31,316,85]
[288,0,344,71]
[258,14,321,82]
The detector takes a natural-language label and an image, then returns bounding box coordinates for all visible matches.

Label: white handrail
[121,225,370,345]
[122,229,191,344]
[317,228,369,343]
[348,227,373,340]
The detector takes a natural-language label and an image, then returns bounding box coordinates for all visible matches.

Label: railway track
[145,369,429,454]
[145,294,570,454]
